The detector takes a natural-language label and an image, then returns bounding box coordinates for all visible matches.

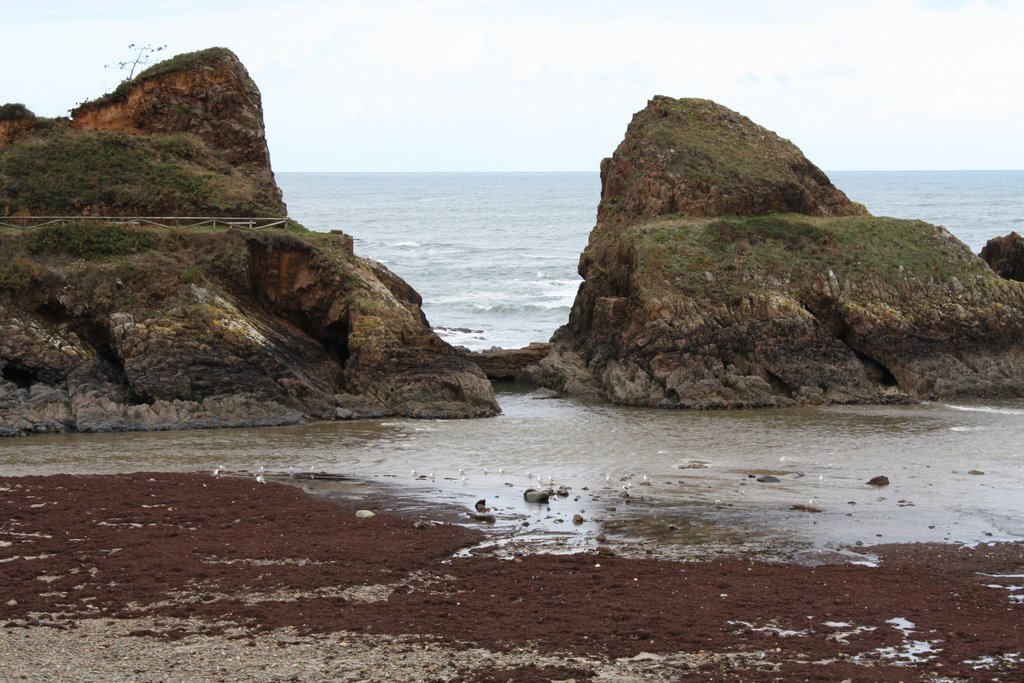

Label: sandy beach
[1,471,1022,681]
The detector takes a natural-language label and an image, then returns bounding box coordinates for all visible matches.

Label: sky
[4,0,1023,171]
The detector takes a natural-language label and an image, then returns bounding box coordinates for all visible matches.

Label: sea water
[278,170,1024,351]
[1,170,1022,560]
[278,172,596,351]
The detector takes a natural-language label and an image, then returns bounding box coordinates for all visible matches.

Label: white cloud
[5,0,1024,170]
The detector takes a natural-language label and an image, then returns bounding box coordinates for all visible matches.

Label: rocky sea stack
[0,49,498,434]
[1,47,284,217]
[527,96,1024,407]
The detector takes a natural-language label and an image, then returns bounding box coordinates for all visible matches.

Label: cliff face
[0,48,500,434]
[1,48,284,217]
[0,226,498,435]
[526,96,1024,407]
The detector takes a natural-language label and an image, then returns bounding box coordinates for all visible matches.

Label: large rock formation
[1,48,284,217]
[0,226,498,435]
[526,96,1024,407]
[0,49,499,434]
[980,232,1024,282]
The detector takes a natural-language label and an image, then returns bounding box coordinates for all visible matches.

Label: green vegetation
[649,101,771,181]
[0,129,281,216]
[180,265,204,285]
[0,224,357,312]
[0,103,34,121]
[0,257,40,293]
[26,222,163,258]
[635,213,987,299]
[710,215,836,252]
[135,47,235,82]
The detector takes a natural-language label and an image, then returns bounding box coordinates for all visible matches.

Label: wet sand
[2,471,1022,681]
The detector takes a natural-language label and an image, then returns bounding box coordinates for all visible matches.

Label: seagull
[288,466,295,478]
[483,466,489,474]
[498,467,505,474]
[256,473,266,484]
[213,465,222,477]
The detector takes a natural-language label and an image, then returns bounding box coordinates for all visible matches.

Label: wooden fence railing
[0,216,289,231]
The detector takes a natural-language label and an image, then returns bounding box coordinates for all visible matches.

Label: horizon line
[275,168,1024,174]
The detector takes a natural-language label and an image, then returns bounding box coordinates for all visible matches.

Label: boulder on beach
[526,96,1024,408]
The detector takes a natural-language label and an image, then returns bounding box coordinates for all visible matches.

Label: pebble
[354,510,375,519]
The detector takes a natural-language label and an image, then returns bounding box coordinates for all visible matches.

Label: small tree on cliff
[108,43,167,81]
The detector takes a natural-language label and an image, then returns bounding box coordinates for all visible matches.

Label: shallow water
[3,388,1021,561]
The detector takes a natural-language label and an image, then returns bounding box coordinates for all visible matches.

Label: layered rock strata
[0,228,498,435]
[526,96,1024,407]
[465,343,551,381]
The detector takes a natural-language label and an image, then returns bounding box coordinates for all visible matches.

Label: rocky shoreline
[2,471,1021,681]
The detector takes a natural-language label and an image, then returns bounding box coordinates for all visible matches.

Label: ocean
[278,170,1024,351]
[2,170,1022,561]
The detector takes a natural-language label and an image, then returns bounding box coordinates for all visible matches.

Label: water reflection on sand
[2,386,1021,562]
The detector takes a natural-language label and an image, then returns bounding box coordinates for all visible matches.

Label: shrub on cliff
[0,129,278,216]
[26,222,163,258]
[0,103,34,121]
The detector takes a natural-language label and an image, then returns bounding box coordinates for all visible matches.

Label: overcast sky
[5,0,1022,171]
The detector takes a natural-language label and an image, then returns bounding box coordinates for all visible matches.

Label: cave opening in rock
[854,350,898,388]
[322,317,350,366]
[764,370,795,398]
[2,363,37,389]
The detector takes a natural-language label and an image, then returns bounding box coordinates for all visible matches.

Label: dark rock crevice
[801,296,899,390]
[1,363,37,389]
[764,369,795,399]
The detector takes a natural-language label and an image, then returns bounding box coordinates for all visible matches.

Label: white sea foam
[946,404,1024,416]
